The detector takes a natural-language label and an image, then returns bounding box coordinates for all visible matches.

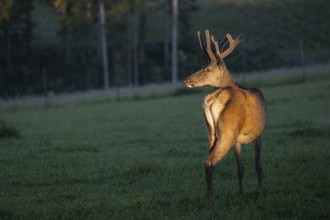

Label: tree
[163,0,171,76]
[52,0,70,58]
[132,10,139,86]
[0,0,14,77]
[138,0,146,64]
[50,0,111,91]
[98,0,110,91]
[171,0,178,84]
[0,0,34,96]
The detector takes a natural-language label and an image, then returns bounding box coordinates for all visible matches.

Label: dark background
[0,0,329,97]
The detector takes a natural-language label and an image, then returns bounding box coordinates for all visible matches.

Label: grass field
[1,74,330,219]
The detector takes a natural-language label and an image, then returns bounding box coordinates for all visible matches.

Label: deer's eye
[205,67,211,72]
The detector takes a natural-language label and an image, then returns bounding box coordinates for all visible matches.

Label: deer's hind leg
[254,137,262,189]
[234,142,244,195]
[203,90,232,201]
[254,136,266,198]
[204,132,236,201]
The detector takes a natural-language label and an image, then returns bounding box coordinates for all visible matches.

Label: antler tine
[219,33,244,59]
[205,30,217,63]
[218,35,229,52]
[211,35,221,63]
[197,31,211,64]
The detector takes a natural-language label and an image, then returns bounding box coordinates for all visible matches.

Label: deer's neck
[217,68,239,88]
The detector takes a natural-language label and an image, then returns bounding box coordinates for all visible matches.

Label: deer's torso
[203,86,266,145]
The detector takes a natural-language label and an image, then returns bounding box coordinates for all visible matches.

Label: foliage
[0,0,14,21]
[0,74,330,219]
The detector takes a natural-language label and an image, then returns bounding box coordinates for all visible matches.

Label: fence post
[42,67,48,107]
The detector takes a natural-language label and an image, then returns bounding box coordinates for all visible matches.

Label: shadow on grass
[0,120,20,139]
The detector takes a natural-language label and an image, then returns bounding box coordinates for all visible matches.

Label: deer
[183,30,266,201]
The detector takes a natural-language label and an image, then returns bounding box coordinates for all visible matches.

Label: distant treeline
[0,0,329,97]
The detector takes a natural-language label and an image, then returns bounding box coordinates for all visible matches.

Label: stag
[184,30,266,201]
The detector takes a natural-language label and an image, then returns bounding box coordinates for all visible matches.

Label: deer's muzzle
[183,78,195,88]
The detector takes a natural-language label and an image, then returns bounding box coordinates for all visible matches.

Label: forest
[0,0,329,97]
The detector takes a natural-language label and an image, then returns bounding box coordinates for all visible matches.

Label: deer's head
[184,30,244,88]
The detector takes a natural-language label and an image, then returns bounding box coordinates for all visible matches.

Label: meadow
[1,72,330,219]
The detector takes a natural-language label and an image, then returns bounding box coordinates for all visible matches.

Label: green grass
[1,76,330,219]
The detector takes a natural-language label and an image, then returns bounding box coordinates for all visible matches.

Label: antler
[218,34,244,59]
[205,30,217,63]
[197,30,217,64]
[197,30,244,63]
[197,31,210,64]
[211,35,221,63]
[218,35,229,52]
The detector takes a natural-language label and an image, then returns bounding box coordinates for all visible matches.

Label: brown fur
[184,30,266,201]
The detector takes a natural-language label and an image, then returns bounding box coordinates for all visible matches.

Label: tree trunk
[126,14,132,87]
[171,0,178,84]
[133,12,139,86]
[24,0,33,57]
[164,0,171,76]
[59,9,69,59]
[98,0,110,91]
[3,20,10,76]
[138,0,146,63]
